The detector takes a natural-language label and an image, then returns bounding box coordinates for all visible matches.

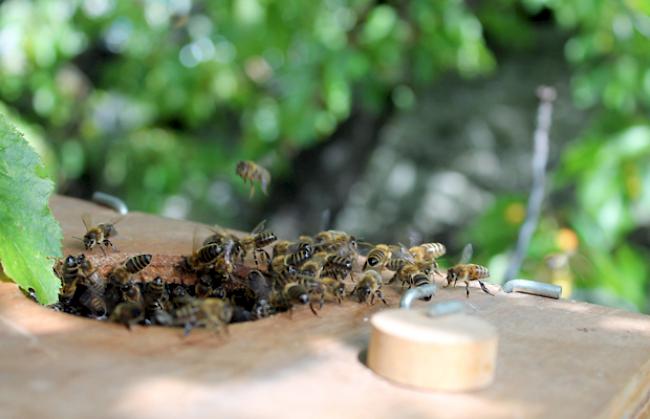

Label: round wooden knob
[366,308,498,391]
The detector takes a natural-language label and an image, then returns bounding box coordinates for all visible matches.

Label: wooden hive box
[1,196,650,419]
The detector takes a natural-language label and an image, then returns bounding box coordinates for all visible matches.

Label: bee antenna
[72,236,84,242]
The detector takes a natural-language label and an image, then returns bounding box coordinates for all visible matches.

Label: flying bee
[80,214,120,253]
[444,244,493,298]
[110,302,144,329]
[56,255,80,302]
[173,298,233,336]
[236,160,271,198]
[321,255,353,281]
[351,270,387,305]
[109,254,152,285]
[362,244,392,271]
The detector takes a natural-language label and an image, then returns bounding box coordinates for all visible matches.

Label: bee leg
[479,281,494,296]
[465,281,470,298]
[378,291,388,305]
[309,302,319,316]
[370,294,376,305]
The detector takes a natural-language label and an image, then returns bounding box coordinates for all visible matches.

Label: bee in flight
[444,244,493,298]
[236,160,271,198]
[80,214,121,254]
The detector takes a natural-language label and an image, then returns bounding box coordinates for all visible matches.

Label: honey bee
[109,254,152,285]
[409,242,446,273]
[444,244,493,298]
[316,276,346,305]
[195,274,215,299]
[351,270,387,305]
[172,298,233,336]
[411,272,433,301]
[300,258,324,278]
[121,281,144,306]
[79,287,107,317]
[143,276,167,306]
[314,230,358,256]
[236,160,271,198]
[80,214,120,253]
[272,240,294,258]
[391,263,420,288]
[57,255,80,302]
[285,245,313,267]
[321,255,353,281]
[246,270,273,318]
[238,220,277,267]
[171,285,193,308]
[148,300,173,326]
[110,302,144,329]
[75,254,104,292]
[363,244,392,271]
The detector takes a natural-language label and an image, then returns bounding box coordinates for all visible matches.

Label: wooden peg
[367,308,498,391]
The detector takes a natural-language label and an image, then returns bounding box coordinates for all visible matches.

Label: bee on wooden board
[444,244,493,298]
[362,244,392,271]
[79,214,121,254]
[109,254,152,285]
[172,298,233,336]
[236,220,277,267]
[56,255,80,302]
[236,160,271,198]
[110,302,145,329]
[351,270,387,305]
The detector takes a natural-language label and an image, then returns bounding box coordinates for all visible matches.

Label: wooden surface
[1,196,650,418]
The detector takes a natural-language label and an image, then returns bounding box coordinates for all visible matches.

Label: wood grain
[1,195,650,419]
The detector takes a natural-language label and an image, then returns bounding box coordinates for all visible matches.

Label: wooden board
[1,195,650,419]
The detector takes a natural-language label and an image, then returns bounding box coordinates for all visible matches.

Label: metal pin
[426,300,465,317]
[502,279,561,299]
[92,192,128,215]
[399,284,437,309]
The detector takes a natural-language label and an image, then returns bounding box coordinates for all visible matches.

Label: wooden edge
[600,356,650,419]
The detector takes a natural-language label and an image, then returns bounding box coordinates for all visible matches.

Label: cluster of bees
[50,211,492,335]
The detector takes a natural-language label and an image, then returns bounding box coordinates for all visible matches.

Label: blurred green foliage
[1,0,649,310]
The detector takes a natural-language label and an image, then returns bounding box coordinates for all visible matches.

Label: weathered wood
[1,195,650,419]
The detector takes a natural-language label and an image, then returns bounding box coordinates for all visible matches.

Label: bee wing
[81,213,93,232]
[356,241,375,255]
[320,209,332,231]
[393,243,415,263]
[459,243,473,265]
[251,219,267,235]
[192,226,202,254]
[408,229,422,247]
[109,215,125,226]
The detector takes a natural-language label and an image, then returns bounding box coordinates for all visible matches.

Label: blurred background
[2,0,650,311]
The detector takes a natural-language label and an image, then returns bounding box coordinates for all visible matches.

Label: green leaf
[0,114,62,304]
